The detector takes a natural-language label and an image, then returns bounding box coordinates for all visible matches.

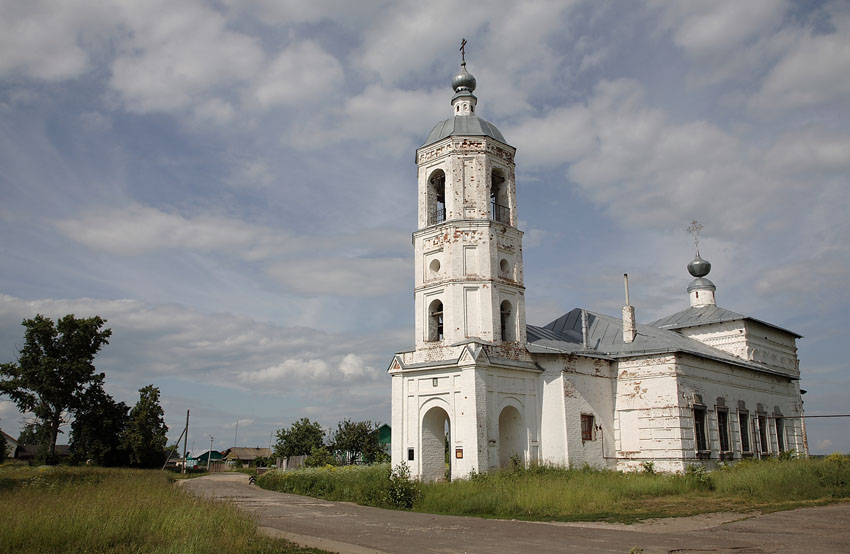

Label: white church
[388,57,806,481]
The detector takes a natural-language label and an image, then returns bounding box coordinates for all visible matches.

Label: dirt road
[181,473,850,554]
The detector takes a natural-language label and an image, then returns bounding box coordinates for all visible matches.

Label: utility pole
[182,410,189,474]
[207,435,213,471]
[234,419,238,447]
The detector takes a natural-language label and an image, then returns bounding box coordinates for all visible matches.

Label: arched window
[490,169,510,224]
[428,170,446,225]
[428,299,444,342]
[500,300,515,342]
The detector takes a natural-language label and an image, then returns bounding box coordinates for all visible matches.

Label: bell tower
[412,58,526,351]
[390,46,538,482]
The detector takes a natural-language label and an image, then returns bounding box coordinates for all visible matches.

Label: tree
[121,385,168,468]
[17,422,50,445]
[273,418,325,459]
[330,419,382,465]
[70,385,129,466]
[0,314,111,463]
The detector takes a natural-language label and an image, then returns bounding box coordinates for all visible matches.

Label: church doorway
[421,405,451,482]
[498,405,526,468]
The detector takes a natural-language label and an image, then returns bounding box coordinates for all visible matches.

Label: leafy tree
[70,385,129,466]
[121,385,168,468]
[17,422,50,445]
[304,446,337,467]
[330,419,382,465]
[273,418,325,459]
[0,314,111,463]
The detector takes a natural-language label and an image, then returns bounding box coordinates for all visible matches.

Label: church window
[717,409,730,453]
[428,170,446,225]
[500,300,515,342]
[693,406,709,453]
[757,414,769,456]
[428,299,444,341]
[490,169,510,224]
[429,259,441,274]
[738,411,751,453]
[581,414,595,441]
[407,448,414,461]
[776,417,786,452]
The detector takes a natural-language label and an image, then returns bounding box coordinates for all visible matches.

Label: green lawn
[259,454,850,523]
[0,465,331,554]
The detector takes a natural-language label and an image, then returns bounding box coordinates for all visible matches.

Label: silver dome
[687,254,711,278]
[452,64,476,93]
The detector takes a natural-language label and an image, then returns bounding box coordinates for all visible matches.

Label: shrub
[304,446,337,468]
[387,463,420,508]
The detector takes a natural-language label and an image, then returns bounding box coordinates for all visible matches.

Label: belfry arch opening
[428,299,444,342]
[500,300,515,342]
[498,405,526,468]
[427,169,446,225]
[421,405,451,482]
[490,168,510,224]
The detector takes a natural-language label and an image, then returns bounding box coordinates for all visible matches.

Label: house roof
[224,447,271,461]
[648,305,802,338]
[526,308,794,378]
[1,430,17,445]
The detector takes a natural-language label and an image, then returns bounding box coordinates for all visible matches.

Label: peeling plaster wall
[562,356,616,469]
[674,353,804,463]
[613,355,685,473]
[680,321,799,377]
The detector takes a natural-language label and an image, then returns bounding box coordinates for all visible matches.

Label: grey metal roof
[526,308,795,377]
[423,115,507,146]
[649,305,802,338]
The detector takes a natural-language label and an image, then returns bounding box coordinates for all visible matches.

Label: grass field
[0,464,331,554]
[258,454,850,523]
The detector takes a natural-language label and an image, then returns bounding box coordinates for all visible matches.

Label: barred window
[581,414,594,441]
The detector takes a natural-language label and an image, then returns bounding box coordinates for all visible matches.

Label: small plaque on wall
[455,448,463,459]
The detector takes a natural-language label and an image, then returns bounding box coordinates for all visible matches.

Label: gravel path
[181,473,850,554]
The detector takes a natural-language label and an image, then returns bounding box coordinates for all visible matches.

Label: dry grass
[259,455,850,523]
[0,465,330,554]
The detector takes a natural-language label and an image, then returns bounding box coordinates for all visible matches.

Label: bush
[259,464,395,508]
[387,463,420,508]
[304,446,337,468]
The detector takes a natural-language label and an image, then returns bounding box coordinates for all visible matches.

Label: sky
[0,0,848,455]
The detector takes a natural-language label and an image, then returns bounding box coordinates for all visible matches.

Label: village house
[388,56,805,481]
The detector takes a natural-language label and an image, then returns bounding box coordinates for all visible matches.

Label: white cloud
[0,0,108,80]
[54,203,291,258]
[750,11,850,111]
[109,0,264,113]
[648,0,792,86]
[266,257,409,296]
[251,41,344,109]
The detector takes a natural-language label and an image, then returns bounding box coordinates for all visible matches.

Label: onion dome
[452,63,477,93]
[687,253,712,278]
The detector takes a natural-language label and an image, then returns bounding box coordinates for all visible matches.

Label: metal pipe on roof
[581,309,588,349]
[624,273,631,306]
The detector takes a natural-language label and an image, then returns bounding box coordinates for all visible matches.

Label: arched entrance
[498,405,526,468]
[421,405,451,482]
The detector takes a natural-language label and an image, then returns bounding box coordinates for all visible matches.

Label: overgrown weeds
[258,455,850,523]
[0,465,330,554]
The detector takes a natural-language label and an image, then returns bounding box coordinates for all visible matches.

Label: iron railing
[491,201,510,224]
